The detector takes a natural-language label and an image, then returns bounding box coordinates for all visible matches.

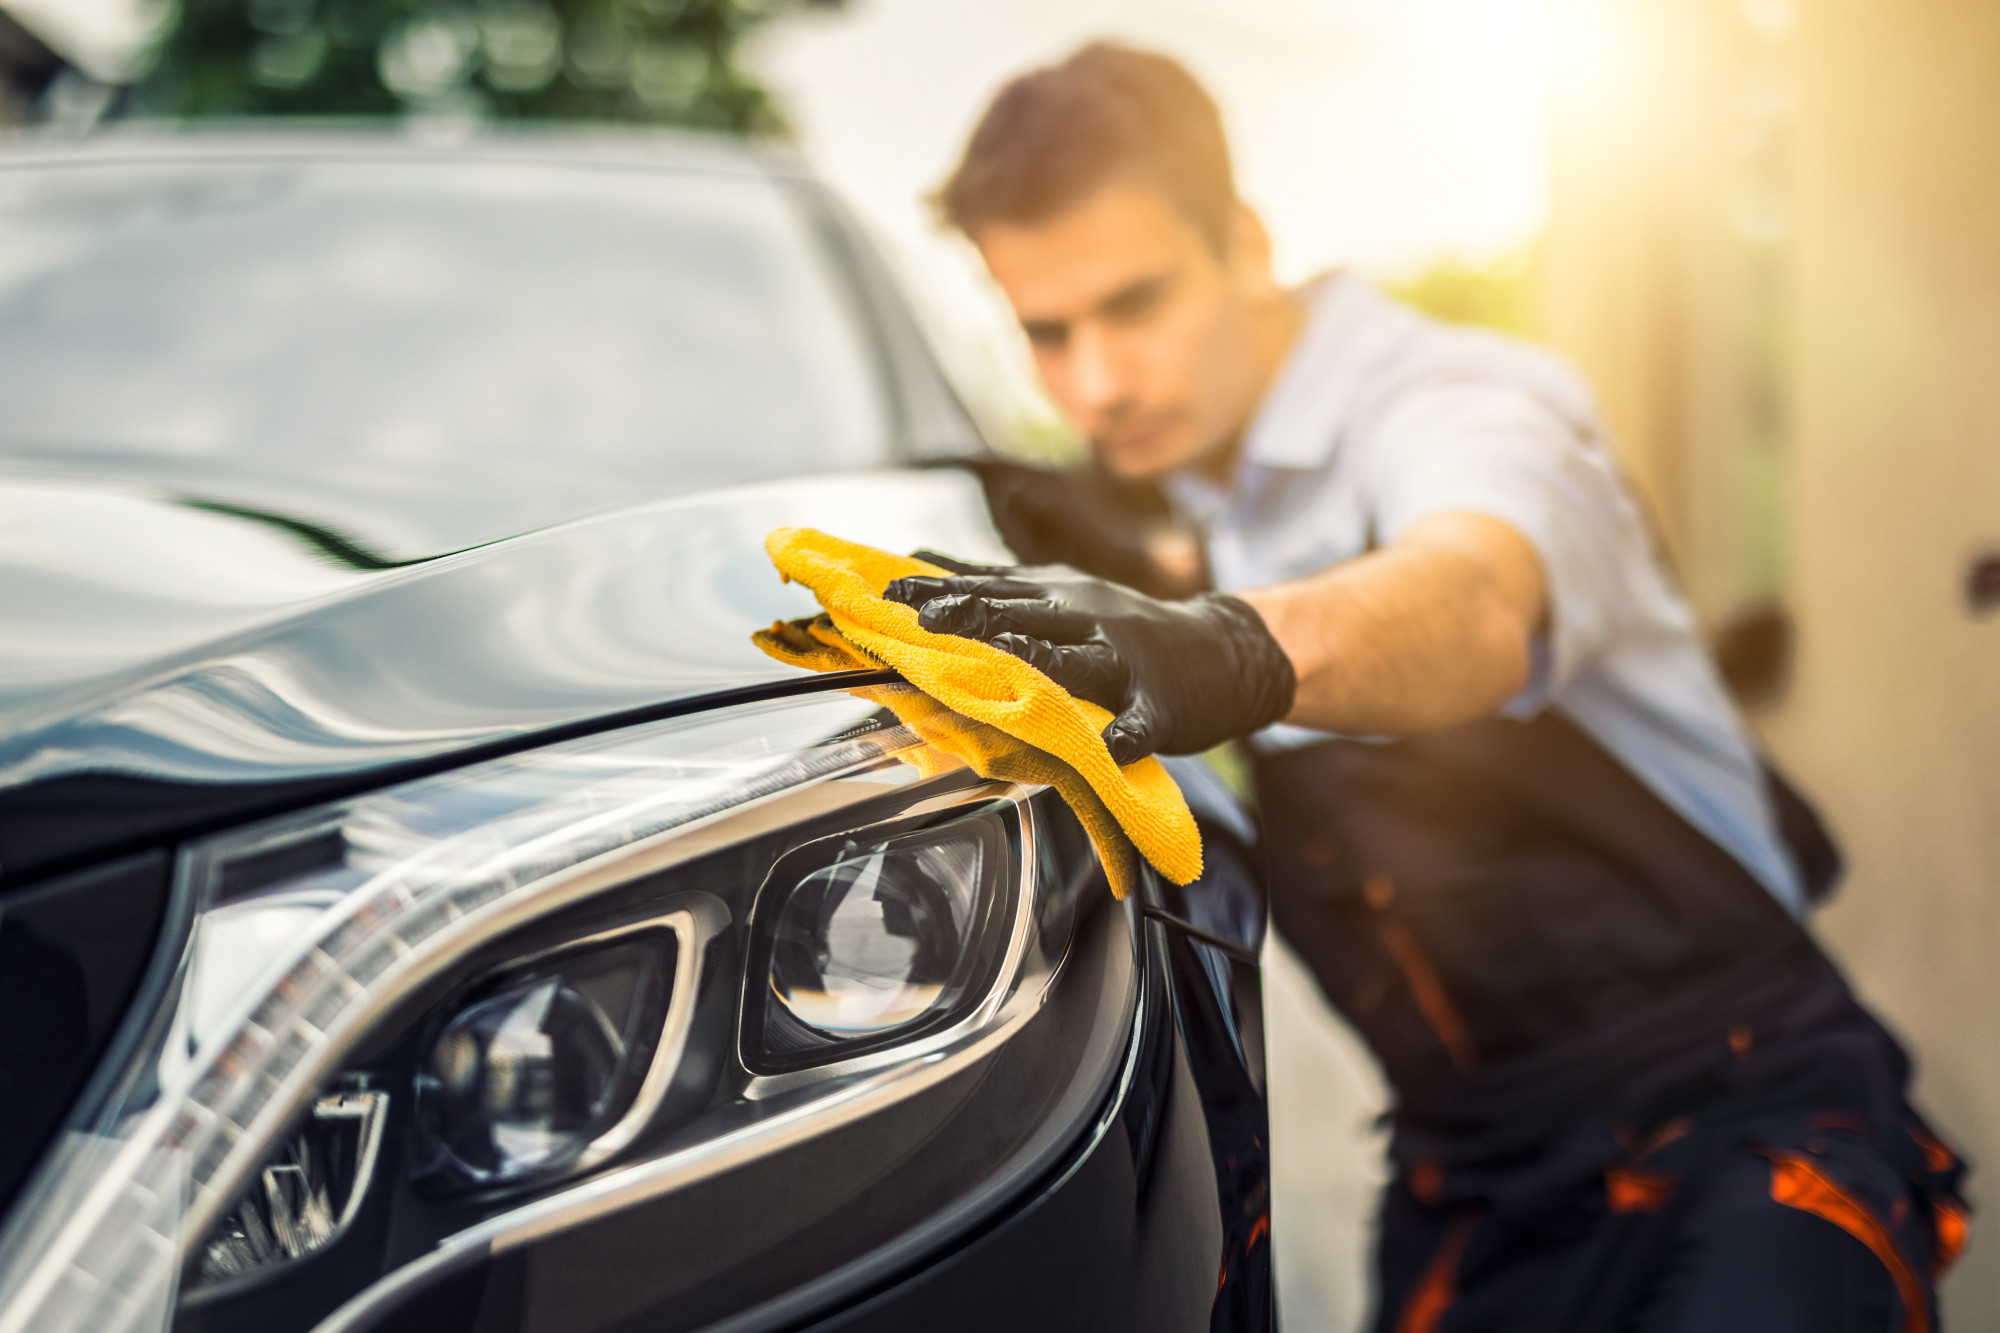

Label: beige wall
[1764,0,2000,1320]
[1544,0,1999,1320]
[1271,3,1997,1323]
[1541,0,1798,625]
[1540,0,1696,556]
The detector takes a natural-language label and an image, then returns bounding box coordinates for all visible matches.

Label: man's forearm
[1234,512,1546,736]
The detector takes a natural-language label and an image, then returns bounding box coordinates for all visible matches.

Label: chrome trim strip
[1091,897,1153,1158]
[312,1001,1051,1333]
[571,904,717,1173]
[501,994,1042,1251]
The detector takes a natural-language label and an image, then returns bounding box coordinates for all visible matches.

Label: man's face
[974,184,1271,481]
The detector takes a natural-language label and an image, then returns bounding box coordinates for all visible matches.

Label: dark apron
[1254,710,1967,1327]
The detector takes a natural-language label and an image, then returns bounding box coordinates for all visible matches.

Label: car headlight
[413,927,683,1190]
[196,1086,387,1284]
[755,812,1017,1066]
[0,690,1130,1333]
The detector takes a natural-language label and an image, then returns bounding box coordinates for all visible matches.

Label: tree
[139,0,831,134]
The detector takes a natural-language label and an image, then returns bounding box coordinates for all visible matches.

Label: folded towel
[753,527,1203,897]
[756,614,1144,897]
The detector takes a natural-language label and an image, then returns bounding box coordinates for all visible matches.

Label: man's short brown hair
[936,42,1237,254]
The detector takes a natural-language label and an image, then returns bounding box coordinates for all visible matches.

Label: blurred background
[2,0,1993,1326]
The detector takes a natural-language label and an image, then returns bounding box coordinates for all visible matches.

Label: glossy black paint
[0,470,1013,887]
[803,916,1272,1333]
[1156,813,1275,1328]
[0,850,171,1210]
[0,135,989,890]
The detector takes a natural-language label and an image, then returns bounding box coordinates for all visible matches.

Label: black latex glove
[884,555,1297,765]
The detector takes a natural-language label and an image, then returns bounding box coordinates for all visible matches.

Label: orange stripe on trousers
[1395,1214,1474,1333]
[1378,920,1477,1073]
[1764,1150,1928,1333]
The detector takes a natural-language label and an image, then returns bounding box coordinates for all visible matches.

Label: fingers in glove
[1102,705,1162,767]
[883,573,1044,609]
[990,634,1128,712]
[914,594,1098,643]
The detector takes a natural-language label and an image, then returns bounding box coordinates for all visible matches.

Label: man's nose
[1067,323,1125,419]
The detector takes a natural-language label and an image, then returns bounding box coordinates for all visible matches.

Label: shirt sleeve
[1360,379,1655,709]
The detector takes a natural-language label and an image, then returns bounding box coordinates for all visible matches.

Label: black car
[0,131,1274,1333]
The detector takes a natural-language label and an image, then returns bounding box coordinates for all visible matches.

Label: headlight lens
[0,691,1103,1333]
[776,844,972,1034]
[417,935,671,1188]
[759,812,1014,1062]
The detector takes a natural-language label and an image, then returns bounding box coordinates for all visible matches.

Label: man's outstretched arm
[1238,511,1546,737]
[884,509,1548,763]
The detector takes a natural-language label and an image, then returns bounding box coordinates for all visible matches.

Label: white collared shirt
[1164,273,1806,914]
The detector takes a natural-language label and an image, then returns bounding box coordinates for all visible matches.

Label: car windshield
[0,150,894,556]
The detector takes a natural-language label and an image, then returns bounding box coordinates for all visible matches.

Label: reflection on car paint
[0,472,1012,882]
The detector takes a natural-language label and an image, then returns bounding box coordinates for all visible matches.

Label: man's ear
[1225,203,1282,302]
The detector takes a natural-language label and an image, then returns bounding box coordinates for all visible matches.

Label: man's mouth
[1099,415,1178,460]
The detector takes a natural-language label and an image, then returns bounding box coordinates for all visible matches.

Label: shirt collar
[1235,270,1382,473]
[1161,271,1389,518]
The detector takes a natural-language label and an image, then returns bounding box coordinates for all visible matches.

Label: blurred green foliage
[1388,250,1544,339]
[139,0,833,133]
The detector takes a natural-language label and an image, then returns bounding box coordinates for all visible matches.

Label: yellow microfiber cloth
[756,614,1143,897]
[752,527,1203,898]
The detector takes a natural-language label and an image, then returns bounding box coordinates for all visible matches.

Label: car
[0,129,1275,1333]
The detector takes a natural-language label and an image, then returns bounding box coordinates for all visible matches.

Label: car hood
[0,468,1009,885]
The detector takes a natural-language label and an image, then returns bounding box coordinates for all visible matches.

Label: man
[886,42,1968,1332]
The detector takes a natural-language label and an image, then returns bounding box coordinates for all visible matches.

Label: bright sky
[749,0,1554,431]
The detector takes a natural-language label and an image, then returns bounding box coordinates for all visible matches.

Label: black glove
[884,555,1296,765]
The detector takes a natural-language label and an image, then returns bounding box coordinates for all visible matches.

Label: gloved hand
[884,555,1297,765]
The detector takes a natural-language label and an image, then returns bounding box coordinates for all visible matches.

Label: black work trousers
[1372,1111,1956,1333]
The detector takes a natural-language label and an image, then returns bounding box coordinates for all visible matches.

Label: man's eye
[1023,322,1068,351]
[1101,277,1172,324]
